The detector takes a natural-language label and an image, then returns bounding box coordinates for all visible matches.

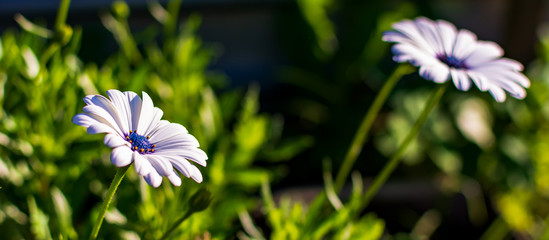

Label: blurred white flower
[73,90,207,187]
[383,17,530,102]
[456,98,494,149]
[22,46,39,79]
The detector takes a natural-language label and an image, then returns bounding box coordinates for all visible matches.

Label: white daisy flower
[383,17,530,102]
[73,89,207,187]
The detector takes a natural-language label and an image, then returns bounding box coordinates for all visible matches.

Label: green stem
[89,165,130,240]
[302,65,413,235]
[357,82,448,213]
[160,211,193,240]
[160,188,212,240]
[164,0,183,37]
[40,43,60,65]
[55,0,71,31]
[334,64,414,192]
[162,0,183,55]
[479,217,509,240]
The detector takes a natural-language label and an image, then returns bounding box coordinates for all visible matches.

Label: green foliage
[0,1,308,239]
[478,26,549,238]
[274,0,549,239]
[242,171,385,240]
[2,0,549,239]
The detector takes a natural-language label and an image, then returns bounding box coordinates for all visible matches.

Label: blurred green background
[1,0,548,239]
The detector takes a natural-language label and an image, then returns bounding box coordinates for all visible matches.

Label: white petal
[167,171,182,186]
[487,67,530,88]
[83,105,124,136]
[186,163,203,183]
[170,158,190,178]
[391,43,438,67]
[169,158,202,183]
[419,62,450,83]
[87,123,116,134]
[382,31,408,43]
[500,70,531,88]
[143,108,164,136]
[435,19,458,55]
[106,90,131,133]
[144,171,162,188]
[467,71,489,91]
[464,41,503,65]
[148,123,188,143]
[491,76,526,99]
[111,146,133,167]
[475,58,524,72]
[144,155,173,176]
[452,29,477,60]
[183,149,208,167]
[134,152,153,176]
[84,94,109,106]
[451,69,471,91]
[75,111,122,136]
[126,91,142,132]
[154,134,200,148]
[155,149,208,167]
[469,66,529,100]
[137,91,155,134]
[508,86,527,99]
[170,157,203,183]
[416,17,444,54]
[72,113,98,128]
[493,58,524,71]
[430,62,450,83]
[149,120,170,134]
[510,72,530,88]
[84,94,129,134]
[488,85,506,102]
[391,18,437,55]
[474,69,528,98]
[104,134,129,148]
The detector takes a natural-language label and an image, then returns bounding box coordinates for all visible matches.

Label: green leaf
[27,196,52,240]
[297,0,336,59]
[235,116,268,151]
[262,136,314,162]
[199,87,223,144]
[51,187,77,239]
[338,213,385,240]
[0,37,3,60]
[229,168,271,188]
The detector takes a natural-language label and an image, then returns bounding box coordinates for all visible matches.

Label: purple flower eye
[437,54,468,69]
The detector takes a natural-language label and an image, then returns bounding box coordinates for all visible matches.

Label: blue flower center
[125,130,156,154]
[437,54,468,69]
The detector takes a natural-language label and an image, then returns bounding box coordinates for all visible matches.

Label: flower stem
[479,217,509,240]
[89,165,130,240]
[334,64,414,192]
[160,211,193,240]
[357,82,448,213]
[160,188,212,240]
[54,0,71,31]
[302,64,414,235]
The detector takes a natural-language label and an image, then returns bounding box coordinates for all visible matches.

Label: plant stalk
[334,64,414,192]
[55,0,71,31]
[357,82,448,213]
[89,165,130,240]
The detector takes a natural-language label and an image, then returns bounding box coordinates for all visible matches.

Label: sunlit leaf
[27,196,52,240]
[51,187,77,239]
